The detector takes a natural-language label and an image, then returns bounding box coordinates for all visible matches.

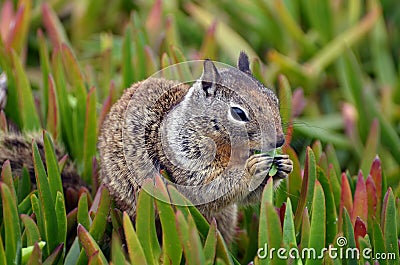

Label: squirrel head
[161,52,285,174]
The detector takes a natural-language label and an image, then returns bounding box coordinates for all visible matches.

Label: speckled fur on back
[98,79,190,217]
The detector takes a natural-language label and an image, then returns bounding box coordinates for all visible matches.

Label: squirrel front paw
[245,153,274,182]
[272,154,293,179]
[245,153,293,183]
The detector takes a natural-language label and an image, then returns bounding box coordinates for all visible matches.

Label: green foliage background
[0,0,399,264]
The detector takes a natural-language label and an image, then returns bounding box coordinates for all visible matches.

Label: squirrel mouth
[250,149,277,156]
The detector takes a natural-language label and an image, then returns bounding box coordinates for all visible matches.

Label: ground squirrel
[98,52,293,242]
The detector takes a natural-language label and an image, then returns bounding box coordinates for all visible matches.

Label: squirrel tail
[0,131,86,209]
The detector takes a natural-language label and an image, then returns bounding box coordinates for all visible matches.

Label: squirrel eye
[230,107,250,122]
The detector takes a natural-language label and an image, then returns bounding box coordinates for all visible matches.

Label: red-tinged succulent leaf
[284,120,293,145]
[291,88,306,117]
[312,140,323,163]
[354,217,367,249]
[185,2,257,61]
[60,43,87,163]
[87,250,108,265]
[78,187,92,205]
[351,171,368,226]
[145,0,163,45]
[46,75,59,140]
[370,156,382,206]
[366,175,378,218]
[339,173,353,232]
[27,242,42,265]
[203,218,218,265]
[279,202,286,229]
[66,208,77,236]
[5,0,31,55]
[88,186,110,242]
[294,147,316,232]
[381,188,389,230]
[0,1,14,40]
[77,192,91,231]
[58,155,68,173]
[60,43,85,93]
[77,224,108,264]
[318,152,329,174]
[0,110,8,132]
[41,3,69,47]
[175,210,206,265]
[42,243,63,265]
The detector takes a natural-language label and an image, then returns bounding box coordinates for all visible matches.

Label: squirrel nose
[275,135,285,148]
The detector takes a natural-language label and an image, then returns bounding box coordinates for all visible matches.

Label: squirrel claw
[272,155,293,179]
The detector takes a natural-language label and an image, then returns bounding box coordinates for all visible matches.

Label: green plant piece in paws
[268,163,278,177]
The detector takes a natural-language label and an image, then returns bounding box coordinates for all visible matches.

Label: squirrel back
[98,78,190,216]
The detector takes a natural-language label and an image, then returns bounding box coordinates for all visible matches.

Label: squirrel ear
[237,51,252,74]
[201,59,220,97]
